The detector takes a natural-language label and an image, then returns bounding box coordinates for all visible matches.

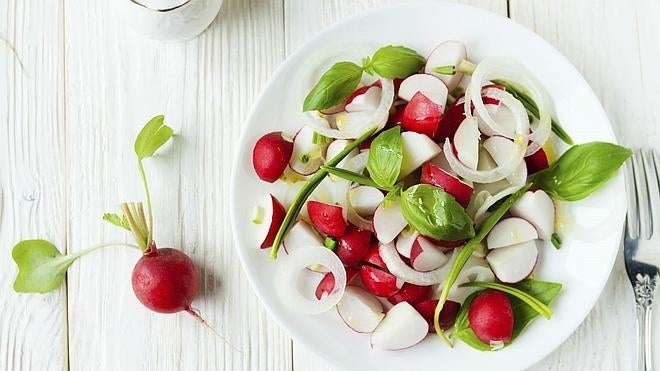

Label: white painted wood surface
[1,0,658,370]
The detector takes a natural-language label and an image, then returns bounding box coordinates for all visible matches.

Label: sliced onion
[276,246,347,314]
[465,57,550,155]
[334,152,374,231]
[305,78,395,139]
[434,256,495,303]
[473,185,524,225]
[379,243,456,285]
[466,190,490,221]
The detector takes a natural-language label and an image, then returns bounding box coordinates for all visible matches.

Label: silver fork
[625,149,660,371]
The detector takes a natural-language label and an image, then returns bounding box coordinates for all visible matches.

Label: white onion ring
[434,256,495,304]
[380,243,456,285]
[305,78,394,139]
[474,185,524,225]
[466,58,551,155]
[333,152,374,231]
[276,246,346,314]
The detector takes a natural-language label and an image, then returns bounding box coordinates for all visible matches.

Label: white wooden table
[1,0,659,370]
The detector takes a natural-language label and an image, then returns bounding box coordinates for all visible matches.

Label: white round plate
[230,2,626,370]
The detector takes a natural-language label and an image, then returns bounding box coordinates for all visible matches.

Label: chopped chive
[251,206,264,224]
[432,65,456,75]
[323,237,337,251]
[551,233,561,249]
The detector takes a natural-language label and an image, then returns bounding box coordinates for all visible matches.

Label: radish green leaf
[12,240,77,293]
[134,115,174,161]
[103,212,131,231]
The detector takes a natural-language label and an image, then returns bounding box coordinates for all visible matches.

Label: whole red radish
[132,244,199,314]
[252,132,294,183]
[468,290,514,344]
[307,200,348,238]
[336,226,372,266]
[401,92,442,138]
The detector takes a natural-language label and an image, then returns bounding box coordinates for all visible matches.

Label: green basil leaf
[364,45,425,79]
[12,240,78,293]
[452,279,562,351]
[303,62,363,112]
[134,115,174,161]
[533,142,632,201]
[401,184,475,240]
[367,126,403,188]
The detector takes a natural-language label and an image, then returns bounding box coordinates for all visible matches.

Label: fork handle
[636,304,654,371]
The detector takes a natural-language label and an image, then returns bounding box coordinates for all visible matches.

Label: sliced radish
[399,131,442,179]
[510,190,555,240]
[317,266,361,299]
[473,185,524,226]
[486,240,538,283]
[468,290,514,344]
[525,147,550,174]
[325,139,358,168]
[337,286,385,333]
[363,242,387,270]
[276,246,346,314]
[348,186,384,216]
[387,283,431,306]
[486,217,538,249]
[395,227,419,258]
[360,265,402,297]
[483,136,527,185]
[370,302,428,350]
[336,226,372,267]
[424,41,468,92]
[415,299,461,332]
[252,132,294,183]
[398,74,448,107]
[380,243,457,285]
[400,92,442,138]
[478,102,517,138]
[429,151,456,176]
[289,125,328,175]
[346,86,382,113]
[410,237,449,272]
[256,194,287,249]
[388,102,407,125]
[307,200,348,238]
[474,149,512,195]
[453,117,480,170]
[420,162,473,207]
[434,100,465,143]
[282,219,323,254]
[373,197,408,244]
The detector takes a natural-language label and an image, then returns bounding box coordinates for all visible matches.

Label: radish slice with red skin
[434,101,465,143]
[395,227,419,258]
[256,194,287,249]
[373,197,408,244]
[486,217,538,249]
[401,92,443,138]
[525,147,550,174]
[337,286,385,333]
[348,186,384,216]
[316,267,360,300]
[252,132,294,183]
[380,243,458,285]
[425,41,467,92]
[399,131,442,179]
[305,78,395,139]
[510,190,555,240]
[420,162,473,207]
[346,86,382,113]
[486,240,538,283]
[336,226,372,267]
[363,242,387,270]
[370,302,428,350]
[415,299,461,332]
[453,117,481,170]
[483,136,528,186]
[289,125,329,175]
[465,58,550,155]
[429,151,457,176]
[307,200,348,238]
[387,283,432,306]
[398,74,448,107]
[282,219,323,255]
[360,265,402,297]
[277,246,347,314]
[410,237,449,272]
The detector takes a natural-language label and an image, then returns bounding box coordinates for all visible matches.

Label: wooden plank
[283,1,507,369]
[63,0,290,370]
[0,0,68,370]
[510,1,660,369]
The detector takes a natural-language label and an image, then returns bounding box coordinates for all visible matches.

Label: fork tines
[626,149,660,240]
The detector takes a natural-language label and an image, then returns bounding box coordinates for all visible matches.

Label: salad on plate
[248,41,630,351]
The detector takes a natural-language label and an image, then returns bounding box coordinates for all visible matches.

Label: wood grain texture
[283,1,507,370]
[511,1,660,369]
[63,0,290,370]
[0,1,68,371]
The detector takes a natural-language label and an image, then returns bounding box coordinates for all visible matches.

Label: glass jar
[113,0,223,41]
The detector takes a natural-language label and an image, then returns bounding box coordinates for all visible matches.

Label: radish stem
[137,160,154,244]
[71,241,141,258]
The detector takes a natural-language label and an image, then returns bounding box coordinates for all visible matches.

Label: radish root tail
[185,306,243,354]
